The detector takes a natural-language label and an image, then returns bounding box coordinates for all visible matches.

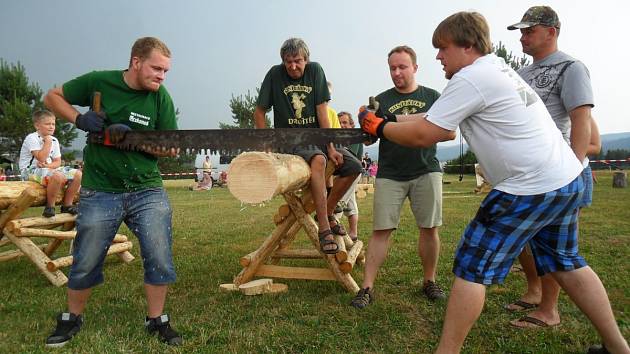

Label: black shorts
[293,146,362,177]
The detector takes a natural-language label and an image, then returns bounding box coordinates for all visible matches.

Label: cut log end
[227,152,311,204]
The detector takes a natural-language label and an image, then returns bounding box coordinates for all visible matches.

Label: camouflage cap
[507,6,561,30]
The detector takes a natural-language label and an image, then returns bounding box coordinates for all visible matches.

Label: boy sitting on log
[18,110,82,217]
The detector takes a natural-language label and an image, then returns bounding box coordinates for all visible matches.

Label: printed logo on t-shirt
[284,84,316,125]
[388,99,426,115]
[128,112,151,126]
[523,60,574,103]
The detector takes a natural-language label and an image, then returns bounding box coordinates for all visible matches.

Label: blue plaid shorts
[453,175,587,285]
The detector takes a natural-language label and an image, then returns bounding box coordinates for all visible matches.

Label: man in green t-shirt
[43,37,182,347]
[352,46,445,309]
[254,38,362,255]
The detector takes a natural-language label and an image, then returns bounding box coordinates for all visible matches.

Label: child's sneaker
[145,314,182,346]
[60,205,79,215]
[42,206,55,218]
[45,312,83,348]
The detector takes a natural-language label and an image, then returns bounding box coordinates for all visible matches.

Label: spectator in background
[337,111,362,241]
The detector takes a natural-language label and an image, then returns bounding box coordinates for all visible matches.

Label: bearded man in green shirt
[352,46,445,309]
[43,37,182,347]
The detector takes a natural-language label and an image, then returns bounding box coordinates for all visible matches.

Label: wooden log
[284,193,359,293]
[0,243,47,262]
[116,251,135,264]
[233,213,298,286]
[0,181,78,210]
[268,283,289,294]
[357,250,366,266]
[12,228,128,243]
[272,248,321,259]
[270,221,303,265]
[613,171,627,188]
[334,235,348,263]
[0,189,38,231]
[227,152,311,204]
[44,221,75,256]
[255,264,336,281]
[341,235,354,250]
[0,238,12,248]
[339,240,364,273]
[4,214,76,232]
[278,204,291,217]
[3,230,67,286]
[272,213,285,225]
[238,278,273,295]
[219,283,239,292]
[46,241,133,271]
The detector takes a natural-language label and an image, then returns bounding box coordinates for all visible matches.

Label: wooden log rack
[227,152,364,293]
[0,181,135,287]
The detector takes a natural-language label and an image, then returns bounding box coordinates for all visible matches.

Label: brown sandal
[327,215,347,236]
[318,229,339,254]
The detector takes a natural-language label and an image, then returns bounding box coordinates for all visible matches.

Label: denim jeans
[68,188,176,289]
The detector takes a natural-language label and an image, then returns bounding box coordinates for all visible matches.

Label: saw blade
[87,128,369,156]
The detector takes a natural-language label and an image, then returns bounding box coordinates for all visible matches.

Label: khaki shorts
[340,175,361,217]
[373,172,443,230]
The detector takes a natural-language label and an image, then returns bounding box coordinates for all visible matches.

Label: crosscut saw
[87,128,370,156]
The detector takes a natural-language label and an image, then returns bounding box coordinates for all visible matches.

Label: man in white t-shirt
[359,11,628,354]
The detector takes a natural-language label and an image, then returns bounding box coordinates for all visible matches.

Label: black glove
[75,111,105,133]
[106,124,132,144]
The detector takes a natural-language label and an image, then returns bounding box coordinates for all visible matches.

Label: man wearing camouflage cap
[505,5,601,334]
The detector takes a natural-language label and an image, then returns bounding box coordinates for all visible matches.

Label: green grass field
[0,171,628,353]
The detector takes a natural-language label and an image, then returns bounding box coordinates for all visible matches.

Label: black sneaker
[42,206,55,218]
[587,344,610,354]
[60,205,79,215]
[45,312,83,348]
[145,314,182,346]
[350,287,374,309]
[423,280,446,301]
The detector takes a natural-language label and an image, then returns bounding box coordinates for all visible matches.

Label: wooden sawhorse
[0,182,134,286]
[228,152,364,293]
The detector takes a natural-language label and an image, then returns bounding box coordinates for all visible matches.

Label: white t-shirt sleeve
[51,138,61,159]
[426,75,485,131]
[25,134,43,153]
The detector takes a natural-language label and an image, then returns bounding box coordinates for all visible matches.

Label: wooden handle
[93,91,101,112]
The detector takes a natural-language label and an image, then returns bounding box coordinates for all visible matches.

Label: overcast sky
[2,0,628,145]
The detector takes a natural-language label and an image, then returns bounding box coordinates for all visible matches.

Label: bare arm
[254,106,268,128]
[32,136,53,164]
[586,116,601,156]
[46,156,62,169]
[316,102,330,129]
[381,117,456,148]
[569,105,591,162]
[44,87,80,123]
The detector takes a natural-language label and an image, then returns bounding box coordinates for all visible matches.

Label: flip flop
[504,300,539,312]
[509,315,560,329]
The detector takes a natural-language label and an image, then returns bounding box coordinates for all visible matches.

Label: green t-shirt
[63,70,177,192]
[257,62,330,128]
[375,86,441,181]
[348,143,363,159]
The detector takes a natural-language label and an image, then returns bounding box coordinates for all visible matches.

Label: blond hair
[32,109,55,123]
[432,12,492,55]
[129,37,171,67]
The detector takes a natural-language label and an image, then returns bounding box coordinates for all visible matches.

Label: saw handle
[91,91,115,146]
[362,96,380,145]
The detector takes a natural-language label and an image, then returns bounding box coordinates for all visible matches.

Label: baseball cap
[507,6,561,30]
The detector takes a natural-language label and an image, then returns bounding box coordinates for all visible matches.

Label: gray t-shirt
[518,51,594,142]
